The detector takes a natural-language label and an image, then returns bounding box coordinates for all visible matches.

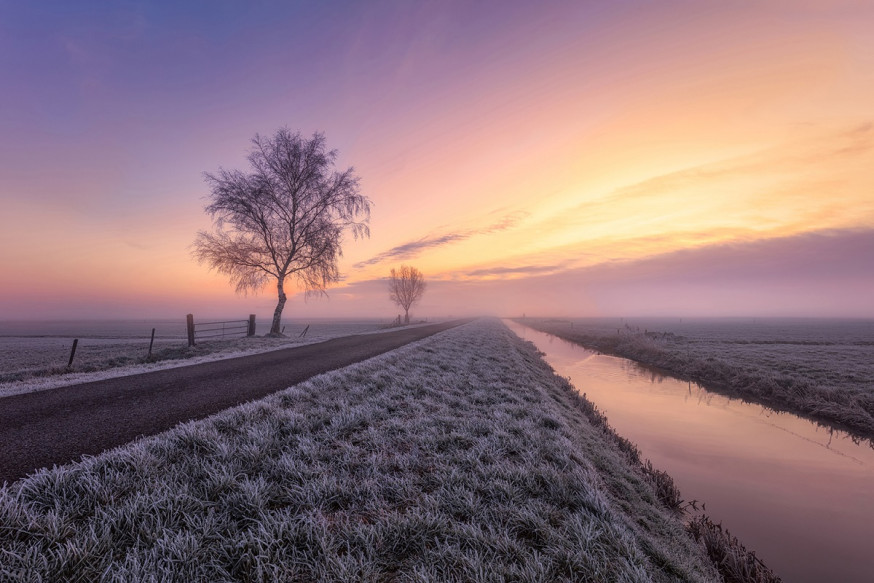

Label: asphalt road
[0,319,473,484]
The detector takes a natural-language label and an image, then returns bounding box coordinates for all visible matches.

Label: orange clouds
[356,123,874,289]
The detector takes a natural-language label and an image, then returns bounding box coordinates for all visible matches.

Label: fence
[57,327,160,369]
[186,314,256,347]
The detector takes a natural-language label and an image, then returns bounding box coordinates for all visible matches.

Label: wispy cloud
[300,228,874,318]
[464,264,563,278]
[355,211,527,268]
[598,122,873,208]
[516,122,874,268]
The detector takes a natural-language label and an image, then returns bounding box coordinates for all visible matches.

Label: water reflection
[506,320,874,583]
[621,359,676,384]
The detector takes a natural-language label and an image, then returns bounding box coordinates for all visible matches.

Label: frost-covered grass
[518,318,874,439]
[0,319,722,582]
[0,320,433,399]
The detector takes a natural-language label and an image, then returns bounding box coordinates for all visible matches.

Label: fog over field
[2,1,873,581]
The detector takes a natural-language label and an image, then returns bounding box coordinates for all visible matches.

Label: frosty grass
[0,319,718,582]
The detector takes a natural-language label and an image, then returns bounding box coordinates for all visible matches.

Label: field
[0,319,741,582]
[0,319,409,398]
[517,318,874,439]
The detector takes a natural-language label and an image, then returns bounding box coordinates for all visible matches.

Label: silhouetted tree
[194,129,371,336]
[389,265,426,324]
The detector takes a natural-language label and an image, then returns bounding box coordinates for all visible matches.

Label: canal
[506,320,874,583]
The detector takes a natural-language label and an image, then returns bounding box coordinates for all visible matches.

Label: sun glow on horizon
[1,1,873,319]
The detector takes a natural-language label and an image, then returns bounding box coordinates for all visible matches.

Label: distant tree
[194,129,371,336]
[388,265,426,324]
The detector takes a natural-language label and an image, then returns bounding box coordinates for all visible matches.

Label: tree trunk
[404,308,409,325]
[270,277,287,336]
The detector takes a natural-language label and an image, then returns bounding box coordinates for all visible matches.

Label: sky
[1,0,872,321]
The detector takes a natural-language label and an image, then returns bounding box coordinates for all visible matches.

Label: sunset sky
[1,0,872,320]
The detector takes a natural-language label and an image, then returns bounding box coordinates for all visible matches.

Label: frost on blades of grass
[0,319,720,582]
[519,318,874,440]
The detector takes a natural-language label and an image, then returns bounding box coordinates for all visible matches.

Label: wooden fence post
[248,314,256,337]
[67,339,78,368]
[187,314,195,347]
[148,328,156,358]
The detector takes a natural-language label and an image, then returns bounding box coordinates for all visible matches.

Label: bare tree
[194,129,371,336]
[388,265,426,324]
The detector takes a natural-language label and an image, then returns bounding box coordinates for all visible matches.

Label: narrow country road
[0,319,473,484]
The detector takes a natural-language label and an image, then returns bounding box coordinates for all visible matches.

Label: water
[505,320,874,583]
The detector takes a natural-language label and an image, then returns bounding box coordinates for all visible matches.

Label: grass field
[0,319,733,582]
[0,320,423,398]
[517,318,874,440]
